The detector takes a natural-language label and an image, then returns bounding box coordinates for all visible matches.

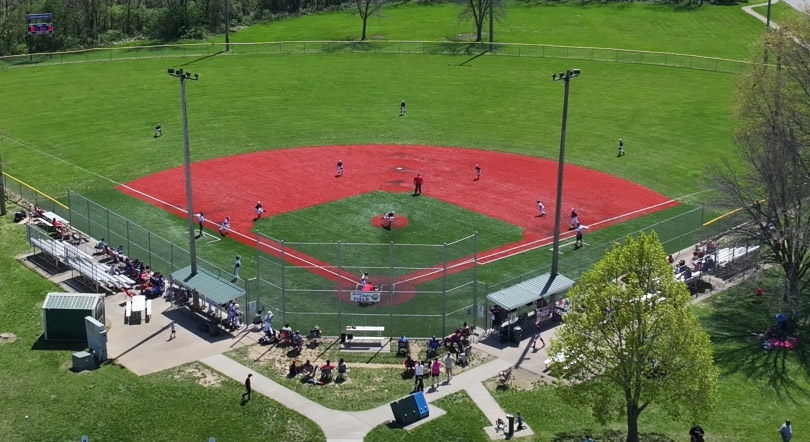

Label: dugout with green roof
[486,273,574,311]
[171,265,246,305]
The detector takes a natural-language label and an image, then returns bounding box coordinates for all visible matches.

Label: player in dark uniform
[400,100,407,116]
[475,164,481,180]
[154,124,162,138]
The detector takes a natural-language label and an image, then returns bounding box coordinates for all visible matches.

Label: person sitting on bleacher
[95,238,108,250]
[33,206,46,219]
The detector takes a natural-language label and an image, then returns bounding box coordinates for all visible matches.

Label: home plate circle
[371,214,408,229]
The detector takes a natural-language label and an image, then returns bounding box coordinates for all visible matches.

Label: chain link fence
[254,232,479,338]
[0,41,751,74]
[2,172,70,221]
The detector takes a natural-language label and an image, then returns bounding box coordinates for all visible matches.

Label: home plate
[396,166,404,171]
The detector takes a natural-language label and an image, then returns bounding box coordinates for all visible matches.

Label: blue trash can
[411,391,429,418]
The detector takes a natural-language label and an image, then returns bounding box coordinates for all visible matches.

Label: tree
[354,0,384,41]
[455,0,502,43]
[712,20,810,324]
[549,232,717,442]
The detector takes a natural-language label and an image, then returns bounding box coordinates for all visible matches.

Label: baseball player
[219,216,231,236]
[475,164,481,180]
[336,159,344,177]
[254,201,265,220]
[537,200,546,217]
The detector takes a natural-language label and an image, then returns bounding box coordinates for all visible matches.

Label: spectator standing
[264,310,274,335]
[618,138,625,156]
[532,322,545,350]
[197,213,205,236]
[443,352,455,382]
[234,256,241,280]
[413,174,423,196]
[431,358,441,388]
[414,360,424,389]
[537,200,546,217]
[169,321,176,340]
[516,412,525,430]
[241,374,252,402]
[780,420,793,442]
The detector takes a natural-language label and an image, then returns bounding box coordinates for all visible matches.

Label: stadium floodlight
[550,68,581,277]
[167,67,201,275]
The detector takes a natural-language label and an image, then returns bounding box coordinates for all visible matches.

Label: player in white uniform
[219,216,231,236]
[254,201,264,220]
[570,208,579,230]
[336,160,344,177]
[618,138,625,156]
[537,200,546,217]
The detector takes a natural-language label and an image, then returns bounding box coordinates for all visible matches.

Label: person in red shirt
[413,174,424,196]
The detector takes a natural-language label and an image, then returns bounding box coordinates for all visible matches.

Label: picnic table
[132,295,146,321]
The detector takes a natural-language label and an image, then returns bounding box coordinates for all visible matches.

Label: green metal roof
[486,273,574,311]
[42,293,102,311]
[171,266,246,305]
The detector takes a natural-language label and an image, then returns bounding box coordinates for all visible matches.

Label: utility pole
[0,144,7,216]
[225,0,231,52]
[168,68,200,275]
[489,0,494,51]
[550,69,581,277]
[764,0,773,64]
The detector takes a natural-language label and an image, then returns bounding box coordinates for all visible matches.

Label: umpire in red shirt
[413,174,424,196]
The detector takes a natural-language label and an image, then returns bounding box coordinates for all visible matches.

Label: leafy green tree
[549,232,718,442]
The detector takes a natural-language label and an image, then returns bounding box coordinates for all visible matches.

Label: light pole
[550,68,581,277]
[764,0,773,64]
[168,68,200,275]
[225,0,230,52]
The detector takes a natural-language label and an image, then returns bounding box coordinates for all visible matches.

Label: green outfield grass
[208,1,764,60]
[0,209,324,442]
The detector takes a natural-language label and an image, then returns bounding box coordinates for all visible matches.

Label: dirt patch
[485,367,553,392]
[456,33,477,42]
[0,333,17,345]
[171,364,224,388]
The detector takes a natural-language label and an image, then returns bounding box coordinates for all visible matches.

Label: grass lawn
[365,391,492,442]
[752,1,806,25]
[0,207,324,442]
[255,191,524,266]
[208,1,764,60]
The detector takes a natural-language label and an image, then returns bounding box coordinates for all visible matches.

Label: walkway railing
[0,41,751,74]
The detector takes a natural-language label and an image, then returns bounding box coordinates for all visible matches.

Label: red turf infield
[119,145,677,288]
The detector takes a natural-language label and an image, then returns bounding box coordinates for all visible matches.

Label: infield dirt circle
[120,145,677,303]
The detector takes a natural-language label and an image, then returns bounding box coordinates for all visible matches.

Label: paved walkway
[743,0,783,29]
[202,354,531,441]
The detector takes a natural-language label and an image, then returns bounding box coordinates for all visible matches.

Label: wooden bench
[125,301,132,324]
[145,300,153,322]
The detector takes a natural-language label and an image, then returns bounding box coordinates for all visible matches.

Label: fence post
[106,209,110,242]
[390,241,395,336]
[442,243,448,338]
[86,197,91,236]
[303,42,306,54]
[170,243,174,272]
[148,232,152,268]
[472,232,478,331]
[256,233,262,311]
[715,59,718,71]
[67,190,72,225]
[337,241,342,334]
[126,220,130,256]
[281,240,286,326]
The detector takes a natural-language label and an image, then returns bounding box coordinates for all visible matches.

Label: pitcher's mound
[371,214,408,230]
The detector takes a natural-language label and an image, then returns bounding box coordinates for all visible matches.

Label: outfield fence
[0,41,751,74]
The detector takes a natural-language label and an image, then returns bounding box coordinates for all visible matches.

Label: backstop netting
[255,231,479,338]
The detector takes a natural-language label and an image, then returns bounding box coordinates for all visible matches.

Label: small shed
[42,293,105,340]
